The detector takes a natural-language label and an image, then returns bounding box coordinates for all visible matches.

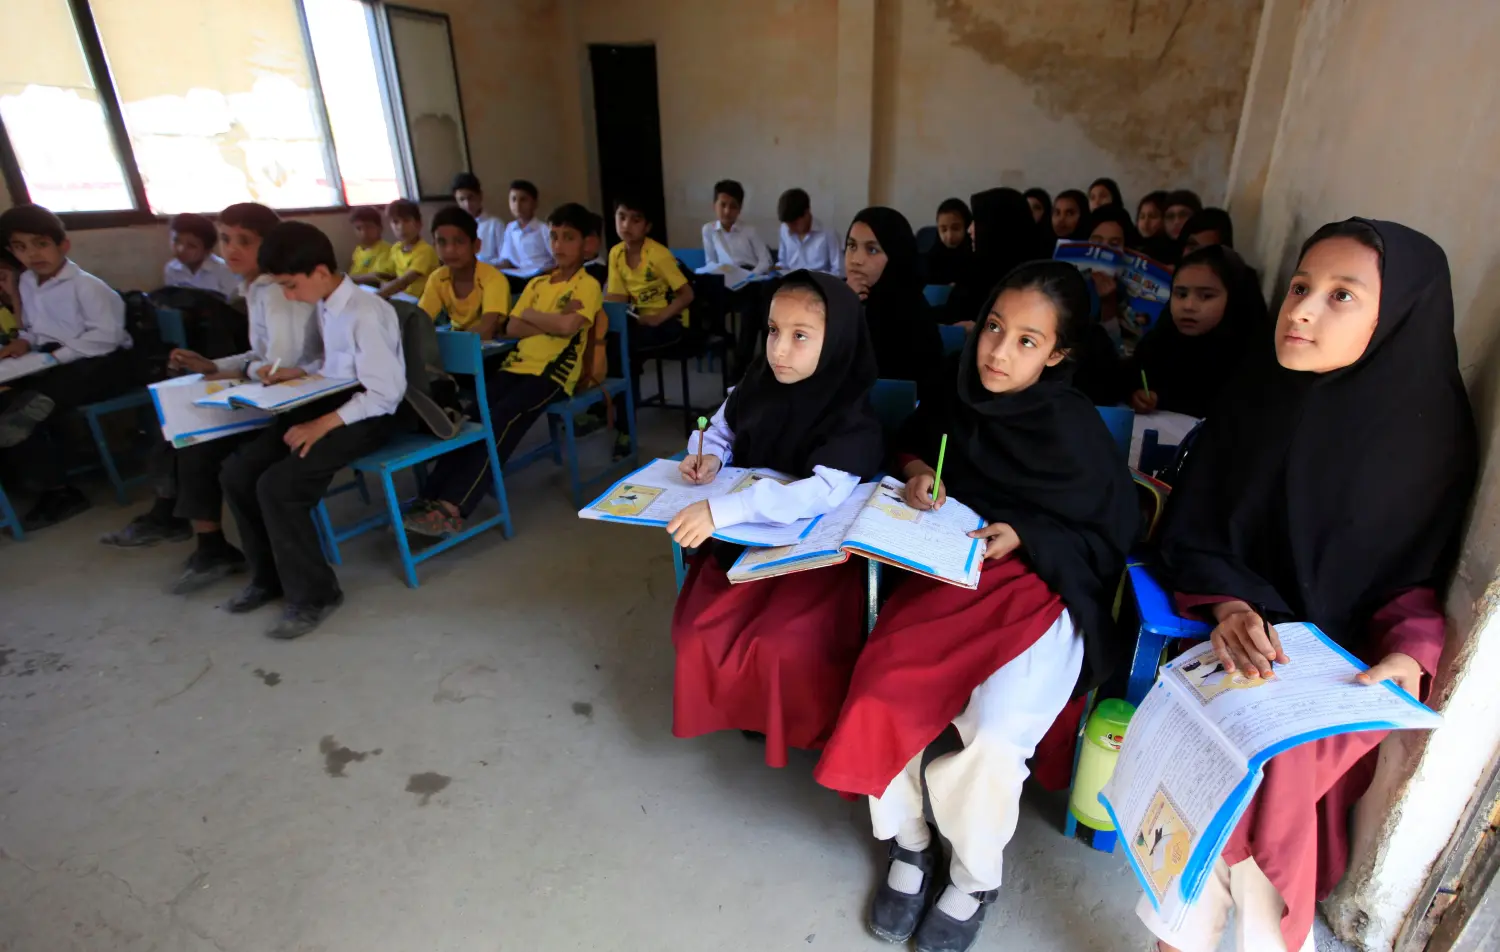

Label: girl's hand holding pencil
[679,454,722,485]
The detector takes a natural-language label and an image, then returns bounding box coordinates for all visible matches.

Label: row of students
[701,179,845,277]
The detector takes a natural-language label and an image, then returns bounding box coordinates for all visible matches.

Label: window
[0,0,468,224]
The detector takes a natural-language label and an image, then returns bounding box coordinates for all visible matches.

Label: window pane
[0,1,136,212]
[387,8,468,199]
[90,0,339,213]
[303,0,400,206]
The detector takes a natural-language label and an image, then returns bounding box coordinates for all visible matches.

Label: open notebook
[727,476,986,589]
[194,376,358,412]
[0,352,58,385]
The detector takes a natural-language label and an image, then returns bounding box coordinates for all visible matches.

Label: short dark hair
[0,248,21,272]
[613,194,651,221]
[450,172,482,194]
[1164,189,1203,214]
[349,206,383,227]
[257,221,339,276]
[431,204,478,241]
[989,260,1092,352]
[1299,219,1384,268]
[219,202,281,238]
[387,198,421,223]
[777,188,811,223]
[713,179,745,205]
[169,213,217,248]
[586,209,604,237]
[937,197,972,225]
[509,179,538,199]
[0,204,66,245]
[547,202,594,235]
[1182,207,1235,247]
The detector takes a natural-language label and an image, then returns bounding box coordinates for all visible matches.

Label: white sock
[936,885,981,921]
[887,858,925,895]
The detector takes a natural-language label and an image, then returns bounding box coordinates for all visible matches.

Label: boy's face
[454,188,483,217]
[583,232,601,261]
[217,224,263,277]
[171,230,210,270]
[391,214,422,244]
[614,206,650,245]
[714,193,741,229]
[787,211,813,237]
[510,189,537,223]
[549,224,584,269]
[8,233,69,280]
[353,220,383,248]
[433,224,478,269]
[274,264,340,304]
[937,211,967,249]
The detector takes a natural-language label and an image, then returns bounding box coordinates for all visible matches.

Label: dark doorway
[589,44,668,251]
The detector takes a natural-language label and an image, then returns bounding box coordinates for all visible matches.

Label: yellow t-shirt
[502,269,603,395]
[417,261,511,332]
[0,305,16,336]
[607,238,690,327]
[350,240,392,277]
[388,239,440,298]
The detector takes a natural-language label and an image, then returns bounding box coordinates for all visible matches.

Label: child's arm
[637,284,693,327]
[496,227,519,270]
[350,272,385,287]
[34,281,126,363]
[701,225,718,269]
[604,253,628,304]
[751,227,773,275]
[378,269,422,298]
[680,400,733,483]
[506,301,587,338]
[284,305,404,458]
[474,274,511,340]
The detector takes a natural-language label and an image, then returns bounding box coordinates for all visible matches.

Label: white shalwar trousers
[1135,857,1315,952]
[867,610,1082,894]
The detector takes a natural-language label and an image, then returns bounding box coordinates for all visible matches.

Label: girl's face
[1276,236,1382,373]
[1169,263,1228,336]
[1088,184,1114,211]
[765,288,827,384]
[1089,221,1126,250]
[974,287,1068,394]
[1052,198,1081,237]
[937,211,967,249]
[1181,229,1222,256]
[844,221,888,298]
[1137,202,1163,238]
[1026,196,1046,223]
[1164,204,1194,239]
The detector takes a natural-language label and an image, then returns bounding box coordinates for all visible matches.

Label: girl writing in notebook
[812,261,1137,952]
[667,270,884,768]
[1140,220,1476,952]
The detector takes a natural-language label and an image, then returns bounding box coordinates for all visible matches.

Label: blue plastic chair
[0,477,22,540]
[1095,405,1133,460]
[314,331,513,588]
[937,323,966,356]
[671,248,707,272]
[923,284,952,308]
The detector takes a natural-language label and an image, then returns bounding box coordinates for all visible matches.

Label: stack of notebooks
[149,374,357,448]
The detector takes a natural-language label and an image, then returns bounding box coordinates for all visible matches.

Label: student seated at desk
[701,178,771,275]
[348,206,393,288]
[450,172,504,268]
[582,209,608,283]
[402,203,602,539]
[418,205,510,338]
[495,179,555,278]
[220,222,405,640]
[162,212,239,298]
[379,199,439,301]
[0,249,19,339]
[0,204,133,530]
[776,188,842,276]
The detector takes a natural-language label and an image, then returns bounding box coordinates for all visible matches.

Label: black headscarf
[898,261,1139,690]
[1128,244,1265,417]
[847,207,944,400]
[1024,188,1053,225]
[1054,189,1091,240]
[1089,177,1125,210]
[1083,203,1142,250]
[725,270,884,480]
[1159,219,1477,649]
[924,197,973,286]
[945,188,1043,326]
[1181,207,1235,249]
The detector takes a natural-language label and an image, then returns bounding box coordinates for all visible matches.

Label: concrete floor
[0,389,1354,952]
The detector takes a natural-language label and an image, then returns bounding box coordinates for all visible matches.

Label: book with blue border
[193,375,358,412]
[149,373,272,448]
[1099,623,1440,929]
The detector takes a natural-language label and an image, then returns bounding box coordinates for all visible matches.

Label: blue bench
[937,323,965,356]
[923,284,952,308]
[670,248,707,272]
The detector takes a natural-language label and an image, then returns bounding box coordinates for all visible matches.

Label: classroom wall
[1232,0,1500,947]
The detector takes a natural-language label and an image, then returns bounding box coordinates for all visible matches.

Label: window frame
[0,0,470,229]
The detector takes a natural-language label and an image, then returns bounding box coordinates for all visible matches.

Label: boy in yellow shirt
[0,249,20,338]
[379,199,439,300]
[404,203,602,538]
[348,207,393,287]
[417,205,510,338]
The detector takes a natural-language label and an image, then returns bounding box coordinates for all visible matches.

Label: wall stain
[406,772,451,806]
[318,736,381,778]
[251,668,281,686]
[571,701,594,721]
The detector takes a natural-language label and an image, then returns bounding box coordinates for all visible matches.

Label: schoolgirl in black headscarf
[1051,188,1090,240]
[1088,177,1125,211]
[1023,188,1052,225]
[924,197,974,286]
[944,188,1043,328]
[1068,204,1140,403]
[845,207,945,400]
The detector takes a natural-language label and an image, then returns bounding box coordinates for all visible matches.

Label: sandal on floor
[403,503,463,539]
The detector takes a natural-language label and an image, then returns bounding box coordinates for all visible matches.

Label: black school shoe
[226,582,282,614]
[21,486,91,532]
[869,840,942,943]
[266,592,344,640]
[171,544,248,594]
[912,887,1000,952]
[100,512,192,547]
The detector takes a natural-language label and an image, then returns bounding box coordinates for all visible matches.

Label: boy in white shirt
[221,221,405,640]
[776,188,842,276]
[701,179,772,275]
[0,204,132,530]
[451,172,505,269]
[496,179,555,281]
[162,213,240,298]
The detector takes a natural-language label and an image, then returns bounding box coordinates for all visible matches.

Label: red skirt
[813,556,1064,797]
[670,552,868,768]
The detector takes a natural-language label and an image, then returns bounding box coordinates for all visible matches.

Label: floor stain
[2,651,69,679]
[318,735,380,778]
[571,701,593,720]
[252,668,281,686]
[406,771,451,805]
[433,662,498,704]
[0,648,13,672]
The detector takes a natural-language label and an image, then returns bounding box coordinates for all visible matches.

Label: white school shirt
[701,220,772,274]
[312,276,406,425]
[475,213,505,267]
[499,218,554,276]
[162,255,240,298]
[211,275,322,377]
[689,398,860,528]
[777,218,843,277]
[17,260,130,364]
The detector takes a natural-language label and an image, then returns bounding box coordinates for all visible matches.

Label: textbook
[150,374,272,447]
[1100,624,1441,930]
[0,352,58,384]
[726,475,987,589]
[1054,240,1173,337]
[693,263,770,291]
[579,457,825,547]
[193,375,358,413]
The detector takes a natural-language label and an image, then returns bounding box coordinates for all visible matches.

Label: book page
[1164,622,1441,764]
[150,374,271,447]
[0,352,58,384]
[195,375,357,411]
[842,476,984,587]
[727,483,876,579]
[1129,410,1201,469]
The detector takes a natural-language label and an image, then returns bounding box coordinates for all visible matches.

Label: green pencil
[931,433,948,503]
[1140,369,1150,396]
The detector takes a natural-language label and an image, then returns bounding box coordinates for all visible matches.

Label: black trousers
[424,370,559,518]
[220,396,394,607]
[1,350,135,489]
[173,432,251,523]
[610,318,686,423]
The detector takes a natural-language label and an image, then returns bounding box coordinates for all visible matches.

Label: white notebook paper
[194,375,358,412]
